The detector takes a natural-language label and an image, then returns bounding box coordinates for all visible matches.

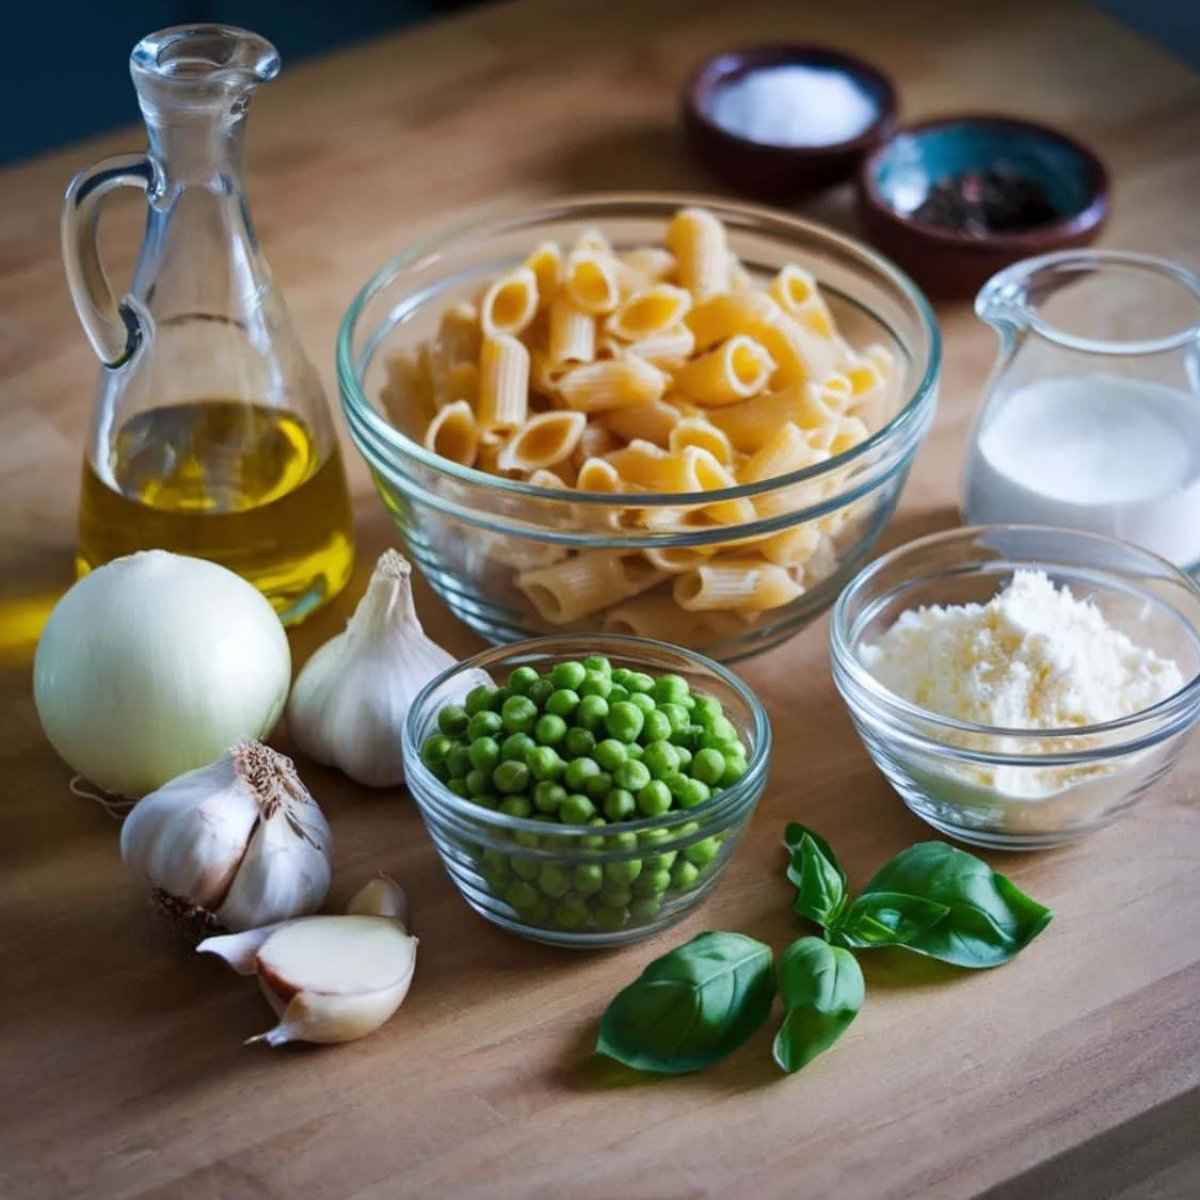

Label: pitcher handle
[61,153,157,369]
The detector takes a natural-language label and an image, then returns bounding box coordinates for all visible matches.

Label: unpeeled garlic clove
[346,875,411,931]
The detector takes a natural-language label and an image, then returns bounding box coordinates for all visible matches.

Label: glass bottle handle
[61,153,156,369]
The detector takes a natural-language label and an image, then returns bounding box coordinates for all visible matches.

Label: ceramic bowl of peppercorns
[857,114,1109,296]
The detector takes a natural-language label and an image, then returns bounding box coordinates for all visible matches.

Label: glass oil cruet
[961,250,1200,568]
[61,24,354,623]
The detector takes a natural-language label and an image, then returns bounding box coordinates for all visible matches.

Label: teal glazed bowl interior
[858,116,1109,296]
[338,193,940,661]
[831,526,1200,849]
[402,634,771,948]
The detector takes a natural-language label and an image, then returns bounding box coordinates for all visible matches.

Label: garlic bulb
[121,740,333,938]
[34,550,290,796]
[199,875,417,1046]
[287,549,464,787]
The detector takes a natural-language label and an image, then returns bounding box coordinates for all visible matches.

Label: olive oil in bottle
[78,400,355,623]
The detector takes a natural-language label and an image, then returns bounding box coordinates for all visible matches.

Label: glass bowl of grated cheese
[831,525,1200,848]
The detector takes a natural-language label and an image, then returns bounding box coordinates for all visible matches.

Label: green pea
[467,710,503,740]
[691,747,726,785]
[626,741,645,760]
[508,665,541,695]
[479,849,510,888]
[611,667,633,685]
[604,857,642,886]
[467,736,499,773]
[678,777,711,809]
[594,738,628,772]
[642,709,673,744]
[703,714,739,745]
[629,691,656,716]
[528,745,565,781]
[583,654,611,676]
[678,724,706,750]
[550,660,586,690]
[420,734,452,766]
[437,704,469,736]
[537,863,571,898]
[603,787,637,822]
[464,768,489,797]
[501,732,535,763]
[629,897,662,922]
[632,868,672,897]
[573,863,605,894]
[464,684,499,715]
[505,880,540,910]
[637,780,672,817]
[446,778,469,797]
[592,904,628,931]
[721,756,749,786]
[607,830,639,853]
[581,816,608,849]
[671,859,701,890]
[494,684,514,705]
[554,896,590,930]
[533,780,567,813]
[534,713,568,746]
[563,726,596,758]
[681,694,697,710]
[644,845,677,871]
[579,669,612,699]
[684,836,721,867]
[527,677,555,707]
[652,673,689,705]
[560,792,597,825]
[659,702,690,735]
[501,694,538,735]
[444,744,472,779]
[585,770,614,801]
[674,745,693,771]
[545,687,581,719]
[510,854,540,881]
[607,683,630,703]
[626,671,655,694]
[613,759,651,793]
[599,888,633,908]
[474,794,499,810]
[605,701,644,744]
[428,760,452,783]
[692,695,722,725]
[577,694,610,733]
[514,828,541,850]
[564,757,600,791]
[642,740,679,779]
[494,762,531,796]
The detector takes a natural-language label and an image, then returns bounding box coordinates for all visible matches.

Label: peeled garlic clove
[249,915,418,1047]
[346,875,410,930]
[121,741,333,937]
[287,550,471,788]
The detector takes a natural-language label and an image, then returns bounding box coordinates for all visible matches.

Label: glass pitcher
[62,24,354,623]
[962,250,1200,568]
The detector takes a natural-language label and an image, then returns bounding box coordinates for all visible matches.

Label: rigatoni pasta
[379,206,903,640]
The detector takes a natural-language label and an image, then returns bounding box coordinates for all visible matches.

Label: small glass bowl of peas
[403,634,771,947]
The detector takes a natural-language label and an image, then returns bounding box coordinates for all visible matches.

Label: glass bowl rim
[401,632,772,837]
[830,523,1200,745]
[336,190,941,507]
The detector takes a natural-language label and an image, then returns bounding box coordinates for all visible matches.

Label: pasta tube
[423,399,479,467]
[548,293,597,364]
[666,207,729,298]
[496,410,586,472]
[557,357,667,412]
[480,267,539,338]
[477,335,530,433]
[673,559,804,613]
[672,335,776,406]
[517,552,665,625]
[524,241,562,311]
[563,248,621,314]
[606,285,693,341]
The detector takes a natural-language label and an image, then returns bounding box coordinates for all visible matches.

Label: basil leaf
[597,931,776,1074]
[772,937,864,1074]
[832,891,950,947]
[858,843,1053,968]
[783,824,847,930]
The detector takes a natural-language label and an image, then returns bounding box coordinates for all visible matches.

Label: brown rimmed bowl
[857,114,1110,297]
[682,44,898,202]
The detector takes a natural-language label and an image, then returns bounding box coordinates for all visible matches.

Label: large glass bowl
[831,526,1200,848]
[402,635,770,947]
[339,194,940,660]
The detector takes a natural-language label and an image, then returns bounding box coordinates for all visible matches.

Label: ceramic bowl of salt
[682,44,898,202]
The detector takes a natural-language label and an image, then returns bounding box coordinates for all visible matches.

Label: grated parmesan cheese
[861,569,1182,730]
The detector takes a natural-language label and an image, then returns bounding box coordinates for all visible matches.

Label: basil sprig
[596,931,775,1074]
[772,937,864,1074]
[785,824,1053,968]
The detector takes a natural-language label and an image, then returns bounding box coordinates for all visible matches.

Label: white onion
[34,551,291,796]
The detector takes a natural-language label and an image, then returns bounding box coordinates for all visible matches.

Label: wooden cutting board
[1,1,1198,1196]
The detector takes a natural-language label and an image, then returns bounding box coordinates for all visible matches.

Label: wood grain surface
[2,1,1199,1197]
